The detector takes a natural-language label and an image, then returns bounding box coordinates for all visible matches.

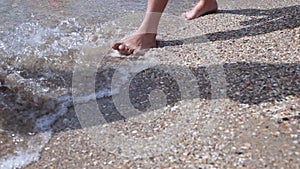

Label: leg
[183,0,218,20]
[112,0,169,56]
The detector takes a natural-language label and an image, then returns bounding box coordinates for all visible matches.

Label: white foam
[0,18,102,59]
[0,132,51,169]
[35,96,72,132]
[0,95,72,169]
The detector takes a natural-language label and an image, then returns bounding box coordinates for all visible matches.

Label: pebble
[241,143,251,150]
[290,134,298,138]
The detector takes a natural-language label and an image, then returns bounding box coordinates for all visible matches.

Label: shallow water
[0,0,193,168]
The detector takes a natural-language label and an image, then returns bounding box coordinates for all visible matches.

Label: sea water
[0,0,191,168]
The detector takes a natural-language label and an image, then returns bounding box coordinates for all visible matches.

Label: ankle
[135,32,157,39]
[203,0,218,8]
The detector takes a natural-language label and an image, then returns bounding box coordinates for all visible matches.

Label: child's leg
[183,0,218,20]
[112,0,169,56]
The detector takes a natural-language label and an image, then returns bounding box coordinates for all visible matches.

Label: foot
[112,33,157,56]
[183,0,218,20]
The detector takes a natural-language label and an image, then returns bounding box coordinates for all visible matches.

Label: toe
[118,44,126,50]
[119,45,135,56]
[112,43,122,50]
[123,47,134,56]
[182,12,193,20]
[112,42,135,56]
[182,12,188,19]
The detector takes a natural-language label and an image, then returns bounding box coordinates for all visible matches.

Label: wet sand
[0,0,299,168]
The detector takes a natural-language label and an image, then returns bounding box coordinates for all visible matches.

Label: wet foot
[112,33,157,56]
[183,0,218,20]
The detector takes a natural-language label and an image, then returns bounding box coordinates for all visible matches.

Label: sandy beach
[0,0,299,168]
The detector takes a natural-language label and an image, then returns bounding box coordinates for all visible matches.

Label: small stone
[244,143,251,148]
[133,156,141,160]
[27,132,36,136]
[282,117,289,121]
[183,152,189,156]
[291,134,298,138]
[235,151,244,155]
[290,105,296,110]
[276,119,283,124]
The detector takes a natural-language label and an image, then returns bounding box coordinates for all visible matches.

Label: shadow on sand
[160,5,300,46]
[0,62,299,134]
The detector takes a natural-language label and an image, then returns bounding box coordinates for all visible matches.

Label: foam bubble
[0,132,51,169]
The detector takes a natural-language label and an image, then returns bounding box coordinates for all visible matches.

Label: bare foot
[112,33,157,56]
[183,0,218,20]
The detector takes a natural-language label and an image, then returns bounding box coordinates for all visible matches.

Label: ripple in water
[0,4,112,169]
